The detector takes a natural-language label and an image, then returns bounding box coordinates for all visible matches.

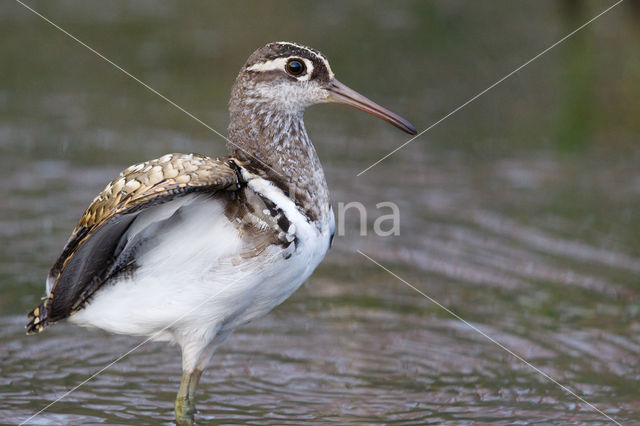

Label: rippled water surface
[2,1,640,425]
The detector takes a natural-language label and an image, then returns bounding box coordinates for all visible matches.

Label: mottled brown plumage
[75,153,241,230]
[228,43,333,224]
[27,153,242,334]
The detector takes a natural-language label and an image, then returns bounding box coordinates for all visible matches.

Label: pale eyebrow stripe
[267,41,335,79]
[247,57,290,72]
[247,57,314,81]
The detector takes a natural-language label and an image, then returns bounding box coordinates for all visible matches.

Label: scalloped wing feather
[27,153,242,334]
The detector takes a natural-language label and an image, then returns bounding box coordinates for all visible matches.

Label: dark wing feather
[27,153,242,334]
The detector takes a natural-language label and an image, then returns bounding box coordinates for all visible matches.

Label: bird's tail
[26,301,48,335]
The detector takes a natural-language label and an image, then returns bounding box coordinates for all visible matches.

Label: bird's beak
[326,79,417,135]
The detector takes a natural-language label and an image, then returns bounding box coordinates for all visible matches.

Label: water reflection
[1,1,639,424]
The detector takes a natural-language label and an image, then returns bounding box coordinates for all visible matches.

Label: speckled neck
[227,82,330,225]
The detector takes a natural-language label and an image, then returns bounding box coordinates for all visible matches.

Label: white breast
[234,170,332,323]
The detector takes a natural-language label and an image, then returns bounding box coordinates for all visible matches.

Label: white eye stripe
[264,42,335,79]
[247,57,287,72]
[293,58,313,81]
[247,57,314,81]
[271,42,334,77]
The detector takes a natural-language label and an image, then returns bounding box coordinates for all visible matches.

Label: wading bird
[27,42,416,424]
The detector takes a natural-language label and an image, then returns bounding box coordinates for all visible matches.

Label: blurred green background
[1,1,639,424]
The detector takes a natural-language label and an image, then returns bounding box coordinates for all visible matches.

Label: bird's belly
[69,195,330,342]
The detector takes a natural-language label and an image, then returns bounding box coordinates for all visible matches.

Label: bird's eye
[286,59,306,76]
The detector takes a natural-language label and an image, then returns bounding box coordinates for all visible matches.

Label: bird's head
[231,41,417,135]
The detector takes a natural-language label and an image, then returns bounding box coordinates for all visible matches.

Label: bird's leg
[175,367,202,426]
[174,331,230,424]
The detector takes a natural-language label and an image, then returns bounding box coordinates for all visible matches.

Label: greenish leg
[174,332,230,424]
[174,368,203,426]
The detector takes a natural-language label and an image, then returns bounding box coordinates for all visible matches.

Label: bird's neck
[227,100,330,224]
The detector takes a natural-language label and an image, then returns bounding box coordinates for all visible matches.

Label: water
[1,1,640,424]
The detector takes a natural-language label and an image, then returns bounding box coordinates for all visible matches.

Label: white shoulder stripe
[240,168,311,230]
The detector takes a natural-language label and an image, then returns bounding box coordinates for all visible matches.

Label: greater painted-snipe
[27,41,416,424]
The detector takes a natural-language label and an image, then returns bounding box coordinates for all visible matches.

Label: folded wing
[27,153,242,334]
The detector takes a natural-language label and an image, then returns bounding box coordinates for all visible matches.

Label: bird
[26,41,417,425]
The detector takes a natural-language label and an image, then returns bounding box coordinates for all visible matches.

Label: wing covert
[27,153,243,333]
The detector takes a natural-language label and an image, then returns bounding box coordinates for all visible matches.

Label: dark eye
[286,59,306,76]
